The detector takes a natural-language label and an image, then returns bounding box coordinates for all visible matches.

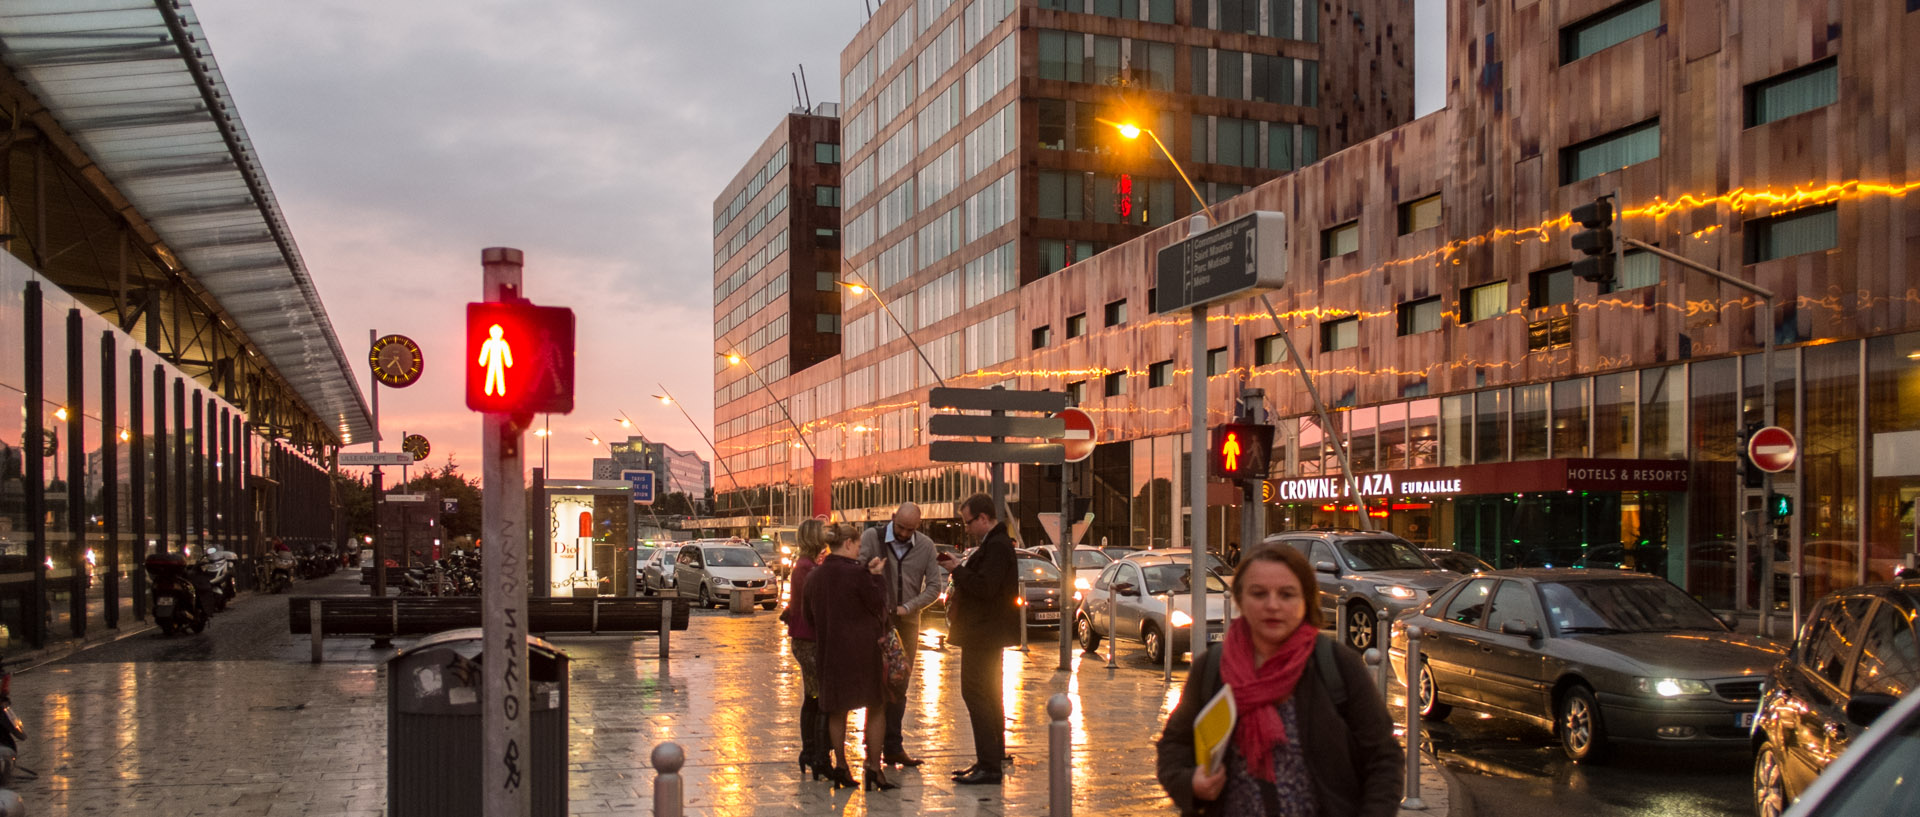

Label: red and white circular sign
[1051,408,1097,463]
[1748,426,1798,473]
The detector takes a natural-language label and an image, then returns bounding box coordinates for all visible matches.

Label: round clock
[369,334,424,388]
[403,434,431,462]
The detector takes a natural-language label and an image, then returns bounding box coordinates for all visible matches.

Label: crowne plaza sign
[1264,458,1689,502]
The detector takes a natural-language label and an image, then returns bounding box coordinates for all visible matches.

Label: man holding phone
[937,493,1020,785]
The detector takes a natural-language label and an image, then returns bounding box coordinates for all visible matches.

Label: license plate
[1738,711,1757,729]
[155,598,174,613]
[1208,630,1225,644]
[1036,611,1061,621]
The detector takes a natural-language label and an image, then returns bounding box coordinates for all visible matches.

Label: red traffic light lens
[464,301,576,414]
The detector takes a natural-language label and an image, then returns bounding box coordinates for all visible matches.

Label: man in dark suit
[858,502,945,766]
[936,493,1021,785]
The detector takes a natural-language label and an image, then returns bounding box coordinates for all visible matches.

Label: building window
[1526,315,1574,352]
[1032,325,1053,349]
[1746,205,1838,263]
[1322,220,1359,259]
[1066,312,1089,338]
[1398,194,1442,234]
[814,142,841,164]
[1103,370,1127,396]
[1104,298,1128,326]
[1529,266,1575,309]
[1562,120,1660,184]
[1617,250,1659,290]
[1397,297,1442,335]
[817,271,837,292]
[1747,59,1839,127]
[1146,287,1157,312]
[1067,379,1088,404]
[1255,333,1286,365]
[816,227,840,239]
[1560,0,1660,64]
[816,314,841,333]
[1149,359,1174,387]
[1206,346,1228,375]
[814,185,840,207]
[1461,281,1509,323]
[1321,317,1359,351]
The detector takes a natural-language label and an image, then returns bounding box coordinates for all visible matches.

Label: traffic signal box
[1736,423,1766,489]
[1209,423,1275,481]
[1570,198,1615,287]
[464,300,576,414]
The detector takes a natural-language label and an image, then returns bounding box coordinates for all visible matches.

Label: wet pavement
[8,572,1451,816]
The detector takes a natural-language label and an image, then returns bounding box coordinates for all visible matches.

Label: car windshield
[1073,550,1112,569]
[1539,579,1725,634]
[704,547,765,568]
[1142,564,1231,595]
[1019,559,1062,582]
[636,548,656,561]
[749,541,777,557]
[1339,539,1438,571]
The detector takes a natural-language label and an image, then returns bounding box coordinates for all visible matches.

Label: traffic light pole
[480,248,532,817]
[1190,301,1212,655]
[1623,238,1788,634]
[1239,389,1267,565]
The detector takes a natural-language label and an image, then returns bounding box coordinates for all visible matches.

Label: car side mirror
[1499,619,1540,638]
[1846,693,1900,727]
[1314,560,1338,575]
[1718,613,1739,629]
[1113,581,1137,596]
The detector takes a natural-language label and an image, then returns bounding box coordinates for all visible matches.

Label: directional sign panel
[1749,426,1798,473]
[930,441,1066,465]
[928,414,1066,439]
[622,469,656,505]
[929,387,1069,413]
[341,452,413,466]
[1155,210,1287,314]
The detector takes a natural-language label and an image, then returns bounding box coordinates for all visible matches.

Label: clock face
[369,334,424,387]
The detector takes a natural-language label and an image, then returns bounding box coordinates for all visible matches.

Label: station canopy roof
[0,0,373,445]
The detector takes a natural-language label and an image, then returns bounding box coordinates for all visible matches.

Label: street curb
[9,587,276,675]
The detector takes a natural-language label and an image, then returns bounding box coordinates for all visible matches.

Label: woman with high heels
[781,519,832,779]
[805,523,900,791]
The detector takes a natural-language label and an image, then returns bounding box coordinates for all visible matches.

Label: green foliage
[406,455,483,539]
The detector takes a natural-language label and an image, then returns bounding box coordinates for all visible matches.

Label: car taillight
[2,672,11,698]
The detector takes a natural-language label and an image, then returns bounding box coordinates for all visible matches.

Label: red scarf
[1219,616,1317,781]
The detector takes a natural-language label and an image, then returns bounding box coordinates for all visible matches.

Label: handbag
[880,626,910,688]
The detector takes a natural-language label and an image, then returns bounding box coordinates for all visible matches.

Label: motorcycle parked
[144,552,209,635]
[197,548,237,613]
[0,654,23,787]
[268,549,297,594]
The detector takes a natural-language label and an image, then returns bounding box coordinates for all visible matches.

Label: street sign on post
[340,452,413,466]
[623,469,656,505]
[1749,426,1798,473]
[929,386,1070,523]
[1050,408,1096,463]
[929,441,1066,464]
[929,387,1069,413]
[1153,210,1287,314]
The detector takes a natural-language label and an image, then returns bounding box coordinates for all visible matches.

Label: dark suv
[1262,530,1460,650]
[1751,579,1920,817]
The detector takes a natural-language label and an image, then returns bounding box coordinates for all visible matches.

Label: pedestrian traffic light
[464,300,576,414]
[1768,491,1793,521]
[1736,423,1765,489]
[1570,197,1615,287]
[1209,423,1274,481]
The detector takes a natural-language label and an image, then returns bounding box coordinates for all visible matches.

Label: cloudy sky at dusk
[192,0,869,483]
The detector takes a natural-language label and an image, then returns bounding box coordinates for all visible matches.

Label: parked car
[1014,551,1067,628]
[673,542,778,610]
[1766,686,1920,817]
[1423,548,1494,575]
[1389,569,1784,762]
[746,538,785,579]
[1099,545,1142,562]
[1265,529,1461,650]
[1118,548,1230,577]
[637,544,678,595]
[1075,550,1231,664]
[1031,545,1114,574]
[1751,577,1920,817]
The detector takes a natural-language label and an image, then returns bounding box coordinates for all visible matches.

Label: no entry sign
[1748,426,1798,473]
[1051,408,1096,463]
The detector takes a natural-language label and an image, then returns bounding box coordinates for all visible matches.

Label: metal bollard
[1048,693,1073,817]
[1162,597,1174,684]
[1019,579,1029,651]
[1402,624,1428,810]
[658,597,672,660]
[310,600,323,664]
[1105,582,1117,669]
[1335,601,1350,646]
[651,740,684,817]
[1375,605,1392,691]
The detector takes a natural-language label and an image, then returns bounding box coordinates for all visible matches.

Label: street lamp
[654,385,752,521]
[836,268,948,389]
[1101,117,1217,225]
[719,351,819,464]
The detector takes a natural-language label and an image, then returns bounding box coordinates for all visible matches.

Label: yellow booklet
[1193,683,1237,774]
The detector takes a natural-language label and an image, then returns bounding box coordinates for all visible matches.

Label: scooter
[0,655,23,786]
[268,549,297,594]
[197,549,237,612]
[144,552,209,635]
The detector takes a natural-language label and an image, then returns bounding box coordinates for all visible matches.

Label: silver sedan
[1075,552,1230,664]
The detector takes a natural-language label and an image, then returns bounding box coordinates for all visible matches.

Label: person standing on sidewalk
[858,502,945,768]
[805,524,900,791]
[1155,545,1402,816]
[781,519,832,779]
[935,493,1020,786]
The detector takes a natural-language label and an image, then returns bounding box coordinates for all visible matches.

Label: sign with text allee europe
[1264,458,1691,503]
[340,452,413,466]
[1154,210,1287,314]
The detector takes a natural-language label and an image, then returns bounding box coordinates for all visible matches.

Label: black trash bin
[388,628,568,816]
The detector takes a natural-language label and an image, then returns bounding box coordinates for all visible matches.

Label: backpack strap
[1198,642,1224,699]
[1314,633,1347,708]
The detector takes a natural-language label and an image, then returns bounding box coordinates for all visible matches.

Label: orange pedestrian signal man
[1222,431,1241,471]
[479,324,513,396]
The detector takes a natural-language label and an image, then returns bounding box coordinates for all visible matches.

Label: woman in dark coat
[781,519,831,778]
[804,523,898,790]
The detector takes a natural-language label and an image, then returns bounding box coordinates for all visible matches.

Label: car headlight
[712,578,731,586]
[1075,578,1091,591]
[1383,585,1417,600]
[1635,677,1712,697]
[1170,609,1194,627]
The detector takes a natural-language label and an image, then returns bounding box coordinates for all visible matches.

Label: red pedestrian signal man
[465,301,576,414]
[479,324,513,396]
[1222,430,1241,472]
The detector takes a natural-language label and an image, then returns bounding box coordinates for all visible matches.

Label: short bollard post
[651,740,684,817]
[658,597,672,660]
[1105,582,1117,669]
[1162,599,1174,684]
[309,599,323,664]
[1375,605,1392,691]
[1048,693,1073,817]
[1403,624,1428,810]
[1335,602,1350,647]
[1019,579,1029,651]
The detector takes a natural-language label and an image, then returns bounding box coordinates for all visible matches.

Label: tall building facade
[591,436,711,500]
[710,0,1413,529]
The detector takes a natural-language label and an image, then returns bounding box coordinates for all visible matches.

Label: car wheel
[190,612,208,634]
[1144,623,1165,665]
[158,618,176,636]
[1077,615,1102,653]
[1347,603,1377,651]
[1417,661,1452,721]
[699,584,714,609]
[762,601,777,611]
[1557,685,1610,763]
[1754,741,1789,817]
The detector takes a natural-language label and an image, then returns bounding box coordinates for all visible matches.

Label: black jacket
[1156,637,1404,817]
[946,522,1021,649]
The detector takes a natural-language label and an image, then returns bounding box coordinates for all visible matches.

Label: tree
[656,491,696,517]
[333,472,375,540]
[404,455,483,539]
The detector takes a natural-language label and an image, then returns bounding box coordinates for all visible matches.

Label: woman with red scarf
[1157,545,1402,816]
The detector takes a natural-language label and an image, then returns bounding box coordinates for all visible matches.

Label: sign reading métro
[1154,210,1287,314]
[1748,426,1798,473]
[464,301,576,414]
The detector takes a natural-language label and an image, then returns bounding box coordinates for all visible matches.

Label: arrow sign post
[340,452,414,467]
[1748,426,1797,473]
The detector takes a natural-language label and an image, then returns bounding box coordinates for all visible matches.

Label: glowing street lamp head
[617,417,632,428]
[53,407,70,422]
[841,281,867,295]
[654,394,673,405]
[1118,123,1142,139]
[726,353,742,366]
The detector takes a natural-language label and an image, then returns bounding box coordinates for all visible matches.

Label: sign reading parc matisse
[1265,458,1690,502]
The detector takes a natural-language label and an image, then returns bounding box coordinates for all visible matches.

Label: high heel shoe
[863,765,899,791]
[828,762,858,789]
